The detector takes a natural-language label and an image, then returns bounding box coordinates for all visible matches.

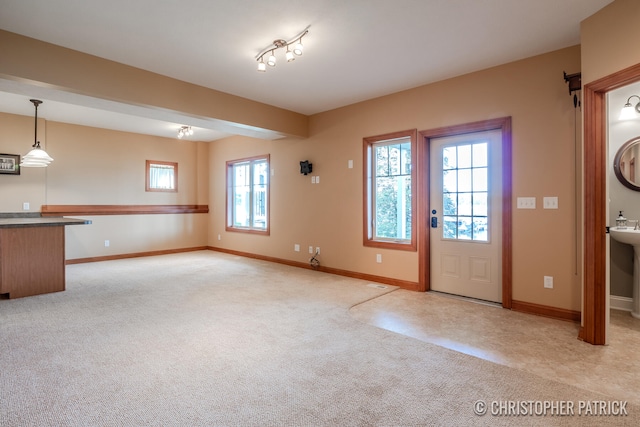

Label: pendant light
[20,99,53,168]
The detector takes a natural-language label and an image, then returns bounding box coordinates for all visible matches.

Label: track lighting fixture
[177,126,193,139]
[619,95,640,120]
[256,27,308,72]
[20,99,54,168]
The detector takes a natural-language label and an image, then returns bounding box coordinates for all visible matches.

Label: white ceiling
[0,0,614,141]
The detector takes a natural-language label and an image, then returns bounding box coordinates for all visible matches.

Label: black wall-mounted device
[300,160,312,175]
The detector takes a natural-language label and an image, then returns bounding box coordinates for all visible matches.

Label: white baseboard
[610,295,633,312]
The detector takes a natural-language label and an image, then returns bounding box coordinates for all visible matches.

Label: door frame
[582,63,640,345]
[418,117,512,307]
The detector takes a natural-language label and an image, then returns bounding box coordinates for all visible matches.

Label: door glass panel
[458,169,472,192]
[441,142,489,242]
[473,168,487,191]
[473,192,488,216]
[473,143,488,167]
[443,146,457,169]
[443,170,457,192]
[457,145,472,168]
[443,216,457,239]
[458,217,472,240]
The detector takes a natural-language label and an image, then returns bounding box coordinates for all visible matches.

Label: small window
[146,160,178,192]
[226,155,270,234]
[363,130,416,250]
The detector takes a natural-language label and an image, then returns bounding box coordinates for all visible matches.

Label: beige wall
[210,46,583,310]
[581,0,640,85]
[0,113,209,259]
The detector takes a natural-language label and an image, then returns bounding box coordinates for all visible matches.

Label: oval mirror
[614,136,640,191]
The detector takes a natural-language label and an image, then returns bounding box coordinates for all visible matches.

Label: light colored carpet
[0,251,636,426]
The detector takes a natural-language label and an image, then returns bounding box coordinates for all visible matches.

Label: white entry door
[429,129,502,303]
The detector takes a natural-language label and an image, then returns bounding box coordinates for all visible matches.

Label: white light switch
[517,197,536,209]
[348,160,354,169]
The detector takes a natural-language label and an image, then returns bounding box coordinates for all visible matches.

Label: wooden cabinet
[0,217,90,299]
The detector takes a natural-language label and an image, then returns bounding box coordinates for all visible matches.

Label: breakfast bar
[0,215,91,299]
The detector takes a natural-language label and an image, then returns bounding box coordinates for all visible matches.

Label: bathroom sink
[610,227,640,319]
[610,227,640,246]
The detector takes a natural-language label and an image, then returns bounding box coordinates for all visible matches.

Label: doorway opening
[583,63,640,345]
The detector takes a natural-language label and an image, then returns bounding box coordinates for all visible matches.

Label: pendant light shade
[20,99,53,168]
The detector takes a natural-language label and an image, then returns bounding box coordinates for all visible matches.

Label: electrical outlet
[294,244,300,252]
[348,160,353,169]
[315,247,320,254]
[22,202,30,211]
[218,234,221,241]
[104,240,110,247]
[376,254,382,263]
[544,276,553,289]
[316,175,320,184]
[543,196,558,209]
[309,246,314,254]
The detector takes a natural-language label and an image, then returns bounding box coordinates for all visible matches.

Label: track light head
[267,51,277,67]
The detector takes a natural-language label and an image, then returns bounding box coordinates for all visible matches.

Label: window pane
[443,216,457,239]
[228,157,269,233]
[252,161,268,229]
[147,161,177,192]
[473,143,488,167]
[458,193,472,216]
[389,144,401,175]
[375,145,389,177]
[443,170,457,192]
[458,169,472,192]
[457,144,471,168]
[233,164,250,227]
[401,142,412,174]
[443,146,456,169]
[370,136,413,243]
[473,192,488,216]
[473,168,488,191]
[443,193,457,216]
[375,177,397,238]
[458,217,472,240]
[473,217,488,241]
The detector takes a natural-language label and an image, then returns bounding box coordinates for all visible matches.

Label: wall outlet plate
[543,196,558,209]
[544,276,553,288]
[517,197,536,209]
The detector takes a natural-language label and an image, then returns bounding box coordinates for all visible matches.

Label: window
[363,130,416,250]
[226,155,269,234]
[442,142,489,242]
[146,160,177,192]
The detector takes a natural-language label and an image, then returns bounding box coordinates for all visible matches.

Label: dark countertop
[0,217,92,228]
